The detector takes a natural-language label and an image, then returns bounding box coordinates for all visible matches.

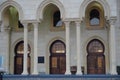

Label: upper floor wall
[0,0,117,21]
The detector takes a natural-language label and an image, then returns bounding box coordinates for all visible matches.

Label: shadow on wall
[117,66,120,75]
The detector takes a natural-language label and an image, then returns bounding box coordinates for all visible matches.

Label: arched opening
[87,39,105,74]
[90,9,100,26]
[85,1,105,29]
[2,6,23,31]
[42,3,64,31]
[53,11,62,27]
[49,40,66,74]
[14,41,31,74]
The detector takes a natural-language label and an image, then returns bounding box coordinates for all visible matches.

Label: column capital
[75,21,81,24]
[21,22,28,28]
[33,22,39,27]
[64,21,70,28]
[109,17,117,25]
[63,20,70,24]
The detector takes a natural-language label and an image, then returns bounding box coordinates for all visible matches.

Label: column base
[110,71,117,75]
[76,70,82,75]
[22,71,28,75]
[65,70,71,75]
[32,71,38,75]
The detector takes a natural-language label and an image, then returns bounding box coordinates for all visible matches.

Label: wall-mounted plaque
[38,56,44,63]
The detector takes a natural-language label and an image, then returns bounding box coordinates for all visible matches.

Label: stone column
[109,17,117,75]
[64,21,71,74]
[22,23,28,75]
[75,21,82,75]
[32,22,39,74]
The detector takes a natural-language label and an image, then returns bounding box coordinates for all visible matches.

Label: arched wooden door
[14,41,31,74]
[87,39,105,74]
[50,40,66,74]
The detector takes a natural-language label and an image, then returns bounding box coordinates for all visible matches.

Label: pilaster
[109,17,117,75]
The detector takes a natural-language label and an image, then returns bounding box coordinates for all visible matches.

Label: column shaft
[32,23,38,74]
[22,23,28,75]
[109,19,117,75]
[76,21,82,75]
[65,21,71,74]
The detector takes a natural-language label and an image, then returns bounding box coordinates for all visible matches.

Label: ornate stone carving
[109,17,117,25]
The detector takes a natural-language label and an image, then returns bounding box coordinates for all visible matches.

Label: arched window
[15,41,31,54]
[50,40,65,54]
[85,2,105,29]
[53,11,63,27]
[87,39,104,54]
[90,9,100,26]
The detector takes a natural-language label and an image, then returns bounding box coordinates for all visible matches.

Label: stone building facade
[0,0,120,75]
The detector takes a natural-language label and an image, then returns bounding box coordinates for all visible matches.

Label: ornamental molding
[21,20,40,24]
[62,18,82,23]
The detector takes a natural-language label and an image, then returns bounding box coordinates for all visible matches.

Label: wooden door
[50,40,66,74]
[50,55,66,74]
[14,55,23,74]
[14,41,31,74]
[87,39,105,74]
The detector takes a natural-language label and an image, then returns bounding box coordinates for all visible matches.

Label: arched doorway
[87,39,105,74]
[14,41,31,74]
[50,40,66,74]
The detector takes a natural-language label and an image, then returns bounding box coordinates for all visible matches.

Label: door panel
[14,56,23,74]
[97,55,105,74]
[50,57,59,74]
[87,55,105,74]
[14,55,31,74]
[59,57,66,74]
[50,56,66,74]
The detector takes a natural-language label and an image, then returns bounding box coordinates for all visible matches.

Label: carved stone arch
[12,38,33,56]
[84,36,107,56]
[80,0,110,20]
[36,0,65,20]
[0,1,24,21]
[47,37,65,58]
